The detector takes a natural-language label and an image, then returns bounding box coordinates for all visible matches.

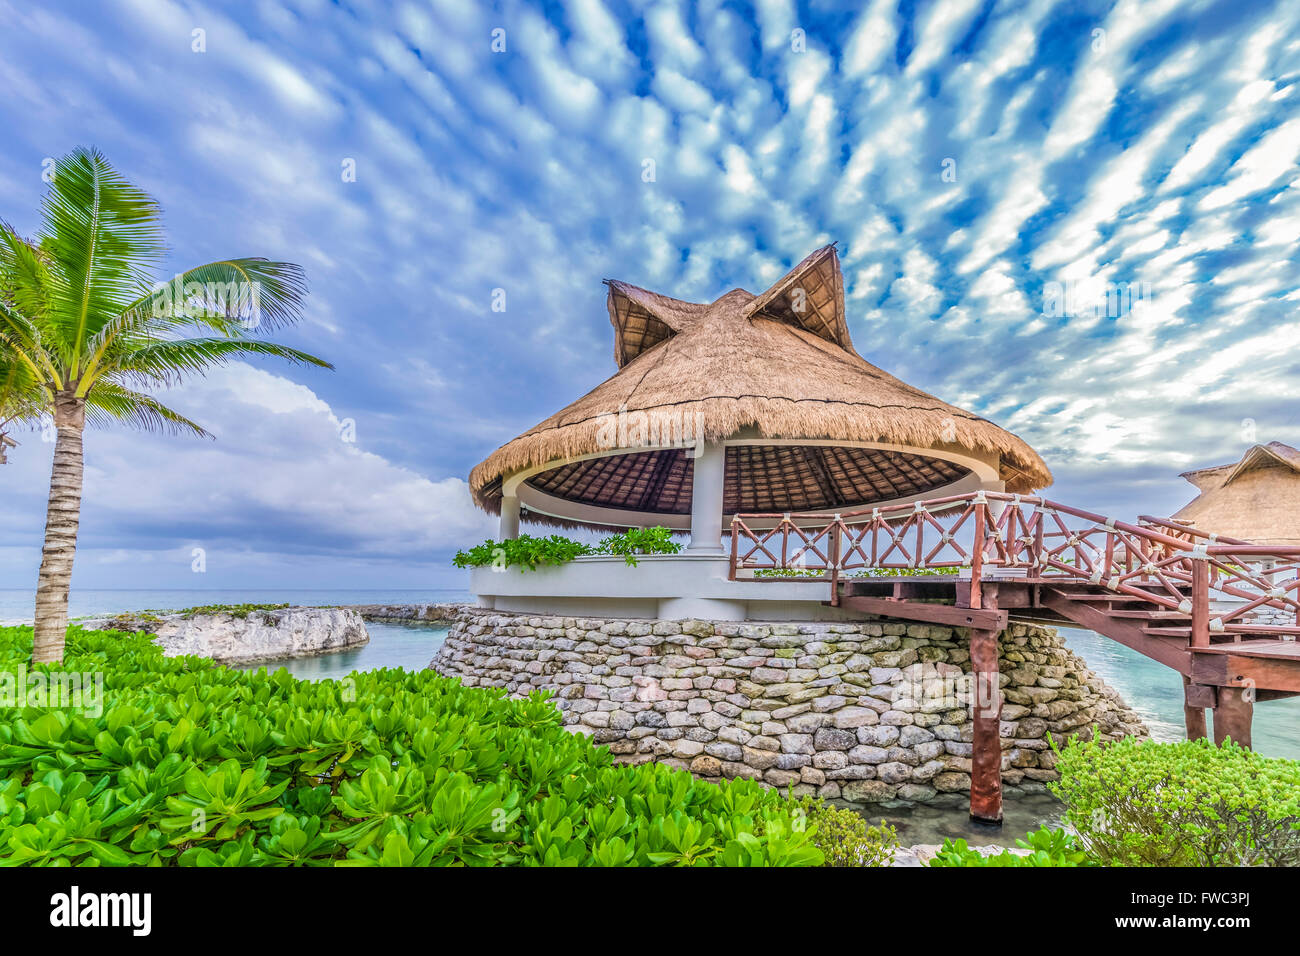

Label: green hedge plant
[1049,734,1300,866]
[453,527,681,571]
[930,827,1093,867]
[0,625,821,867]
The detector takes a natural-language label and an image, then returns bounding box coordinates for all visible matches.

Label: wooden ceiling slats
[524,445,969,516]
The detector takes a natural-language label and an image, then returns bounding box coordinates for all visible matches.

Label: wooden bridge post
[828,520,841,607]
[969,503,986,611]
[1190,557,1210,649]
[1182,676,1208,741]
[1212,686,1253,749]
[969,624,1003,825]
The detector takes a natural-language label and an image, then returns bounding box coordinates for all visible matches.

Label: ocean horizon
[0,587,472,626]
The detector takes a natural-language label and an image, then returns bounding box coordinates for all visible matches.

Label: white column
[499,494,521,540]
[687,441,726,553]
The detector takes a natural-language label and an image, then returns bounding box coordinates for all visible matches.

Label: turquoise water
[233,620,449,680]
[0,588,470,625]
[1060,627,1300,760]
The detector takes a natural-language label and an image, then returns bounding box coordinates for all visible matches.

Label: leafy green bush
[453,527,681,571]
[853,566,963,577]
[0,625,822,867]
[452,534,595,571]
[596,527,682,566]
[929,827,1093,866]
[1049,734,1300,866]
[806,805,899,866]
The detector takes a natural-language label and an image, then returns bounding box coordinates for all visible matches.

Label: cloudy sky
[1,0,1298,591]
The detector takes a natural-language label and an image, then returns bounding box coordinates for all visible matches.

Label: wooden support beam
[835,595,1007,630]
[634,449,678,512]
[1212,686,1253,749]
[969,626,1003,825]
[1182,676,1208,741]
[1191,650,1300,694]
[1040,587,1191,674]
[800,446,839,505]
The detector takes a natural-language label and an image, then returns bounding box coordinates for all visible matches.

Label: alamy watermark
[151,274,264,329]
[1042,279,1153,319]
[1,665,104,717]
[594,403,705,457]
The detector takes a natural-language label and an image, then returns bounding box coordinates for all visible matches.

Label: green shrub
[929,827,1093,866]
[1049,734,1300,866]
[452,533,594,571]
[596,527,682,566]
[0,625,822,867]
[806,805,899,867]
[453,528,681,571]
[853,566,963,577]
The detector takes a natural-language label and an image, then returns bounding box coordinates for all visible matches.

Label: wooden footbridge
[729,491,1300,824]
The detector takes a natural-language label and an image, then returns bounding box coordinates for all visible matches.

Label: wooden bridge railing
[728,491,1300,637]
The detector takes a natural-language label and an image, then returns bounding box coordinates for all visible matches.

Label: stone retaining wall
[431,608,1148,807]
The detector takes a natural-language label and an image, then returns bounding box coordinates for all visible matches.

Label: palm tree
[0,147,331,664]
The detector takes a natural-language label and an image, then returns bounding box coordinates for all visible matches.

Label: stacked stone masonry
[431,609,1149,807]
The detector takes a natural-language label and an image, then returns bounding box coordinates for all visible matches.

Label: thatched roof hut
[1172,442,1300,545]
[470,245,1050,547]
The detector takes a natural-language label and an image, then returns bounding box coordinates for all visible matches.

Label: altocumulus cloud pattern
[0,0,1296,587]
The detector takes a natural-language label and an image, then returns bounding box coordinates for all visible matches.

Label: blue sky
[1,0,1298,590]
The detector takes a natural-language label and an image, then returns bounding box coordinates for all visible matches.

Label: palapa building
[440,247,1149,817]
[1172,441,1300,546]
[467,245,1051,620]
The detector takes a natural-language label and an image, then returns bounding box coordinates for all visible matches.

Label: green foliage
[453,527,681,571]
[596,526,682,566]
[751,565,963,579]
[930,827,1093,867]
[802,804,899,867]
[177,603,290,619]
[452,534,595,571]
[0,625,822,867]
[0,146,330,440]
[853,566,963,577]
[1049,734,1300,866]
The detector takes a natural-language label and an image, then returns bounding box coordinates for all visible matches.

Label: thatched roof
[470,244,1051,521]
[1172,442,1300,545]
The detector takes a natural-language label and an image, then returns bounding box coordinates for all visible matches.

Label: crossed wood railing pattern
[729,491,1300,641]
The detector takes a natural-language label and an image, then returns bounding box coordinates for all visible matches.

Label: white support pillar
[499,494,521,540]
[687,441,726,553]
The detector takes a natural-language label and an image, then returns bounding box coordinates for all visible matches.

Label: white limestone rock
[83,606,369,664]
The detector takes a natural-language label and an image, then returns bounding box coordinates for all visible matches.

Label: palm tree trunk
[33,391,85,664]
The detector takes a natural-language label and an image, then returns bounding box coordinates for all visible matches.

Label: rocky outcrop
[347,603,465,624]
[82,606,369,664]
[431,610,1148,807]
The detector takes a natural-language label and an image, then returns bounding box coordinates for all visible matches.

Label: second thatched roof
[470,244,1052,514]
[1172,442,1300,545]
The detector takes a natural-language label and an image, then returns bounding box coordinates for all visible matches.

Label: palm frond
[117,258,309,334]
[38,146,164,357]
[0,223,52,324]
[85,380,210,437]
[101,336,333,391]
